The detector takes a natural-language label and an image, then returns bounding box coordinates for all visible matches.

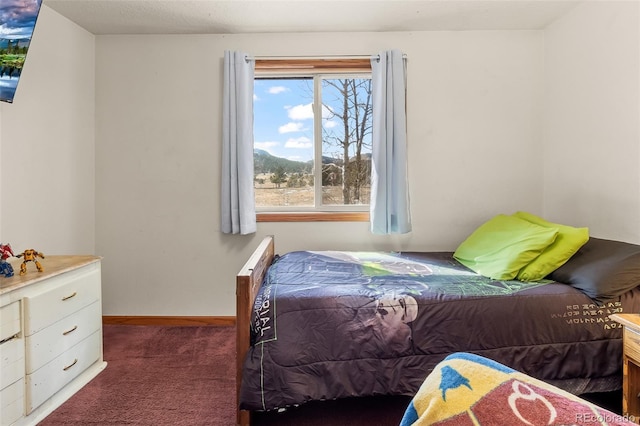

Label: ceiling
[43,0,584,35]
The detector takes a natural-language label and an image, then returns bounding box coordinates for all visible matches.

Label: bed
[235,232,640,426]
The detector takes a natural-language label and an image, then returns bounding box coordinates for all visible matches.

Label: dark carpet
[38,324,622,426]
[39,325,236,426]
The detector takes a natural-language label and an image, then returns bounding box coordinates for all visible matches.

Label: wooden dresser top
[0,255,101,296]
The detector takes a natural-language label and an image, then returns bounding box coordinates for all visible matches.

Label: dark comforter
[239,250,640,411]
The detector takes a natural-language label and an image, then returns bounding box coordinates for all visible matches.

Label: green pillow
[513,211,589,282]
[453,214,559,280]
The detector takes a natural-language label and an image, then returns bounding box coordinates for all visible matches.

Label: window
[253,59,372,222]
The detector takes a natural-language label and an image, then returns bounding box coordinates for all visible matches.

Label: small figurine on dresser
[17,249,45,275]
[0,243,15,277]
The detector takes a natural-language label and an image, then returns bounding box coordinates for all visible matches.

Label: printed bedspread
[400,352,636,425]
[239,250,640,412]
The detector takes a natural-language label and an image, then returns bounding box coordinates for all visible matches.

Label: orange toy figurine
[17,249,45,275]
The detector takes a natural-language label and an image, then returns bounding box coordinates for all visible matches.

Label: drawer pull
[63,325,78,335]
[0,333,19,344]
[63,358,78,371]
[62,291,77,301]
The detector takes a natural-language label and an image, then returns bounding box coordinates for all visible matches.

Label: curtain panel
[370,49,412,234]
[221,51,257,235]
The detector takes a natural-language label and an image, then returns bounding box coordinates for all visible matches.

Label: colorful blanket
[400,353,636,425]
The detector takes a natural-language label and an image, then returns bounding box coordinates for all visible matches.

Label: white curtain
[221,51,257,235]
[370,49,412,234]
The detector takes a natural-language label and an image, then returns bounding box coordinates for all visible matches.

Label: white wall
[0,5,96,254]
[544,1,640,243]
[95,31,544,316]
[2,2,637,317]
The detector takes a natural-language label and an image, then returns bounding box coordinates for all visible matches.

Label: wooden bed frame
[236,235,275,426]
[233,235,631,424]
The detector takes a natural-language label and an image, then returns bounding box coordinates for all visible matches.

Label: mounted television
[0,0,43,103]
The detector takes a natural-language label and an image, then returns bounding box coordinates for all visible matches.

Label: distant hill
[0,38,30,50]
[254,149,313,174]
[254,149,371,174]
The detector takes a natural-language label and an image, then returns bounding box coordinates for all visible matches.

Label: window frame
[254,58,372,223]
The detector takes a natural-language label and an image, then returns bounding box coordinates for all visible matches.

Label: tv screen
[0,0,42,104]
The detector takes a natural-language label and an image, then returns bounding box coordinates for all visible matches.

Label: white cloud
[285,137,312,149]
[0,25,25,38]
[286,103,313,120]
[323,119,338,129]
[322,104,335,119]
[268,86,289,95]
[254,141,280,152]
[320,105,339,129]
[278,122,305,134]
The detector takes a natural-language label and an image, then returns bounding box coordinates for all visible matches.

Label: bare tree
[322,78,372,204]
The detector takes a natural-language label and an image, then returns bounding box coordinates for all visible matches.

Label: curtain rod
[244,54,407,63]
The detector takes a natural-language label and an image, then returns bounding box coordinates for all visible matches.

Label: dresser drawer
[23,264,101,336]
[25,300,102,374]
[26,330,101,413]
[0,378,24,426]
[0,301,21,341]
[0,334,24,390]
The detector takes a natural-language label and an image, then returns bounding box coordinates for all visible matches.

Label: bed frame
[236,235,275,426]
[233,235,631,424]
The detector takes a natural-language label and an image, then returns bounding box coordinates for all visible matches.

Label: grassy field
[254,173,370,207]
[0,54,25,68]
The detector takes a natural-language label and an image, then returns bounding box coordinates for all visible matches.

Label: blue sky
[253,78,316,162]
[0,0,42,39]
[254,77,372,163]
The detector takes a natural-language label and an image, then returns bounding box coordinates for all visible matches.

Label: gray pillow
[548,237,640,303]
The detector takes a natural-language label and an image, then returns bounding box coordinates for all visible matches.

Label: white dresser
[0,256,107,426]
